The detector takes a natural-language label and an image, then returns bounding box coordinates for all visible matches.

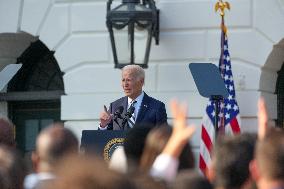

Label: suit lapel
[136,93,150,123]
[122,96,128,115]
[123,96,129,130]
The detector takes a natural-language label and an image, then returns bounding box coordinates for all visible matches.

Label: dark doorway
[5,40,64,158]
[10,101,60,153]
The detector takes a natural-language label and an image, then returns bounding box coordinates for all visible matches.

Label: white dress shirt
[24,172,56,189]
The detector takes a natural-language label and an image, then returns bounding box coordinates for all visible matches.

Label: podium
[81,130,126,161]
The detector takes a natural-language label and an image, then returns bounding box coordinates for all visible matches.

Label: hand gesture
[99,105,112,128]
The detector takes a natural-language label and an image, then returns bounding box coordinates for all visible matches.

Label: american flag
[199,31,241,175]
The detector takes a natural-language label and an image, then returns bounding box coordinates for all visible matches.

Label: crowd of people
[0,97,282,189]
[0,65,283,189]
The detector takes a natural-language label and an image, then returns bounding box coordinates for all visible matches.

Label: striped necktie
[128,100,137,128]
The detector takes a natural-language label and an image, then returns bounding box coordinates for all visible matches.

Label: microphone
[113,106,124,128]
[113,106,124,120]
[125,106,135,118]
[122,106,135,129]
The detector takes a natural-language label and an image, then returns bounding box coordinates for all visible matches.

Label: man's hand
[99,105,112,128]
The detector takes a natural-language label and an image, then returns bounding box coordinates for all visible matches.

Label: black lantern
[106,0,159,69]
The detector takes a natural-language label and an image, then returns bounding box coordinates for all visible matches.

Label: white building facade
[0,0,284,157]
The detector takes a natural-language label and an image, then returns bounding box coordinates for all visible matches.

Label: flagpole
[199,0,241,175]
[215,0,230,137]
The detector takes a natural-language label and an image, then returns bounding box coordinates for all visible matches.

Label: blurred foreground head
[173,170,213,189]
[0,117,15,147]
[254,128,284,181]
[32,123,78,172]
[123,123,154,173]
[49,155,134,189]
[0,145,27,189]
[140,124,195,173]
[211,133,257,189]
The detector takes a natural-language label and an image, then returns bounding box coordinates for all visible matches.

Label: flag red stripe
[199,154,208,175]
[230,117,241,134]
[201,126,213,154]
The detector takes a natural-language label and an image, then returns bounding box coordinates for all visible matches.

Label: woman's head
[139,125,195,173]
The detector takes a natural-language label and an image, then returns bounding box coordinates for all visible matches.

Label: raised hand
[257,97,268,140]
[162,99,196,157]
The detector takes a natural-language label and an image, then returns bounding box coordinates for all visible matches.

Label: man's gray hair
[122,65,145,81]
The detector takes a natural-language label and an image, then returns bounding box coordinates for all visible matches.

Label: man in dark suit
[99,65,167,130]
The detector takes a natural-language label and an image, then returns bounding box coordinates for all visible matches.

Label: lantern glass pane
[114,3,150,12]
[135,4,148,11]
[113,27,131,64]
[115,4,128,11]
[133,27,149,64]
